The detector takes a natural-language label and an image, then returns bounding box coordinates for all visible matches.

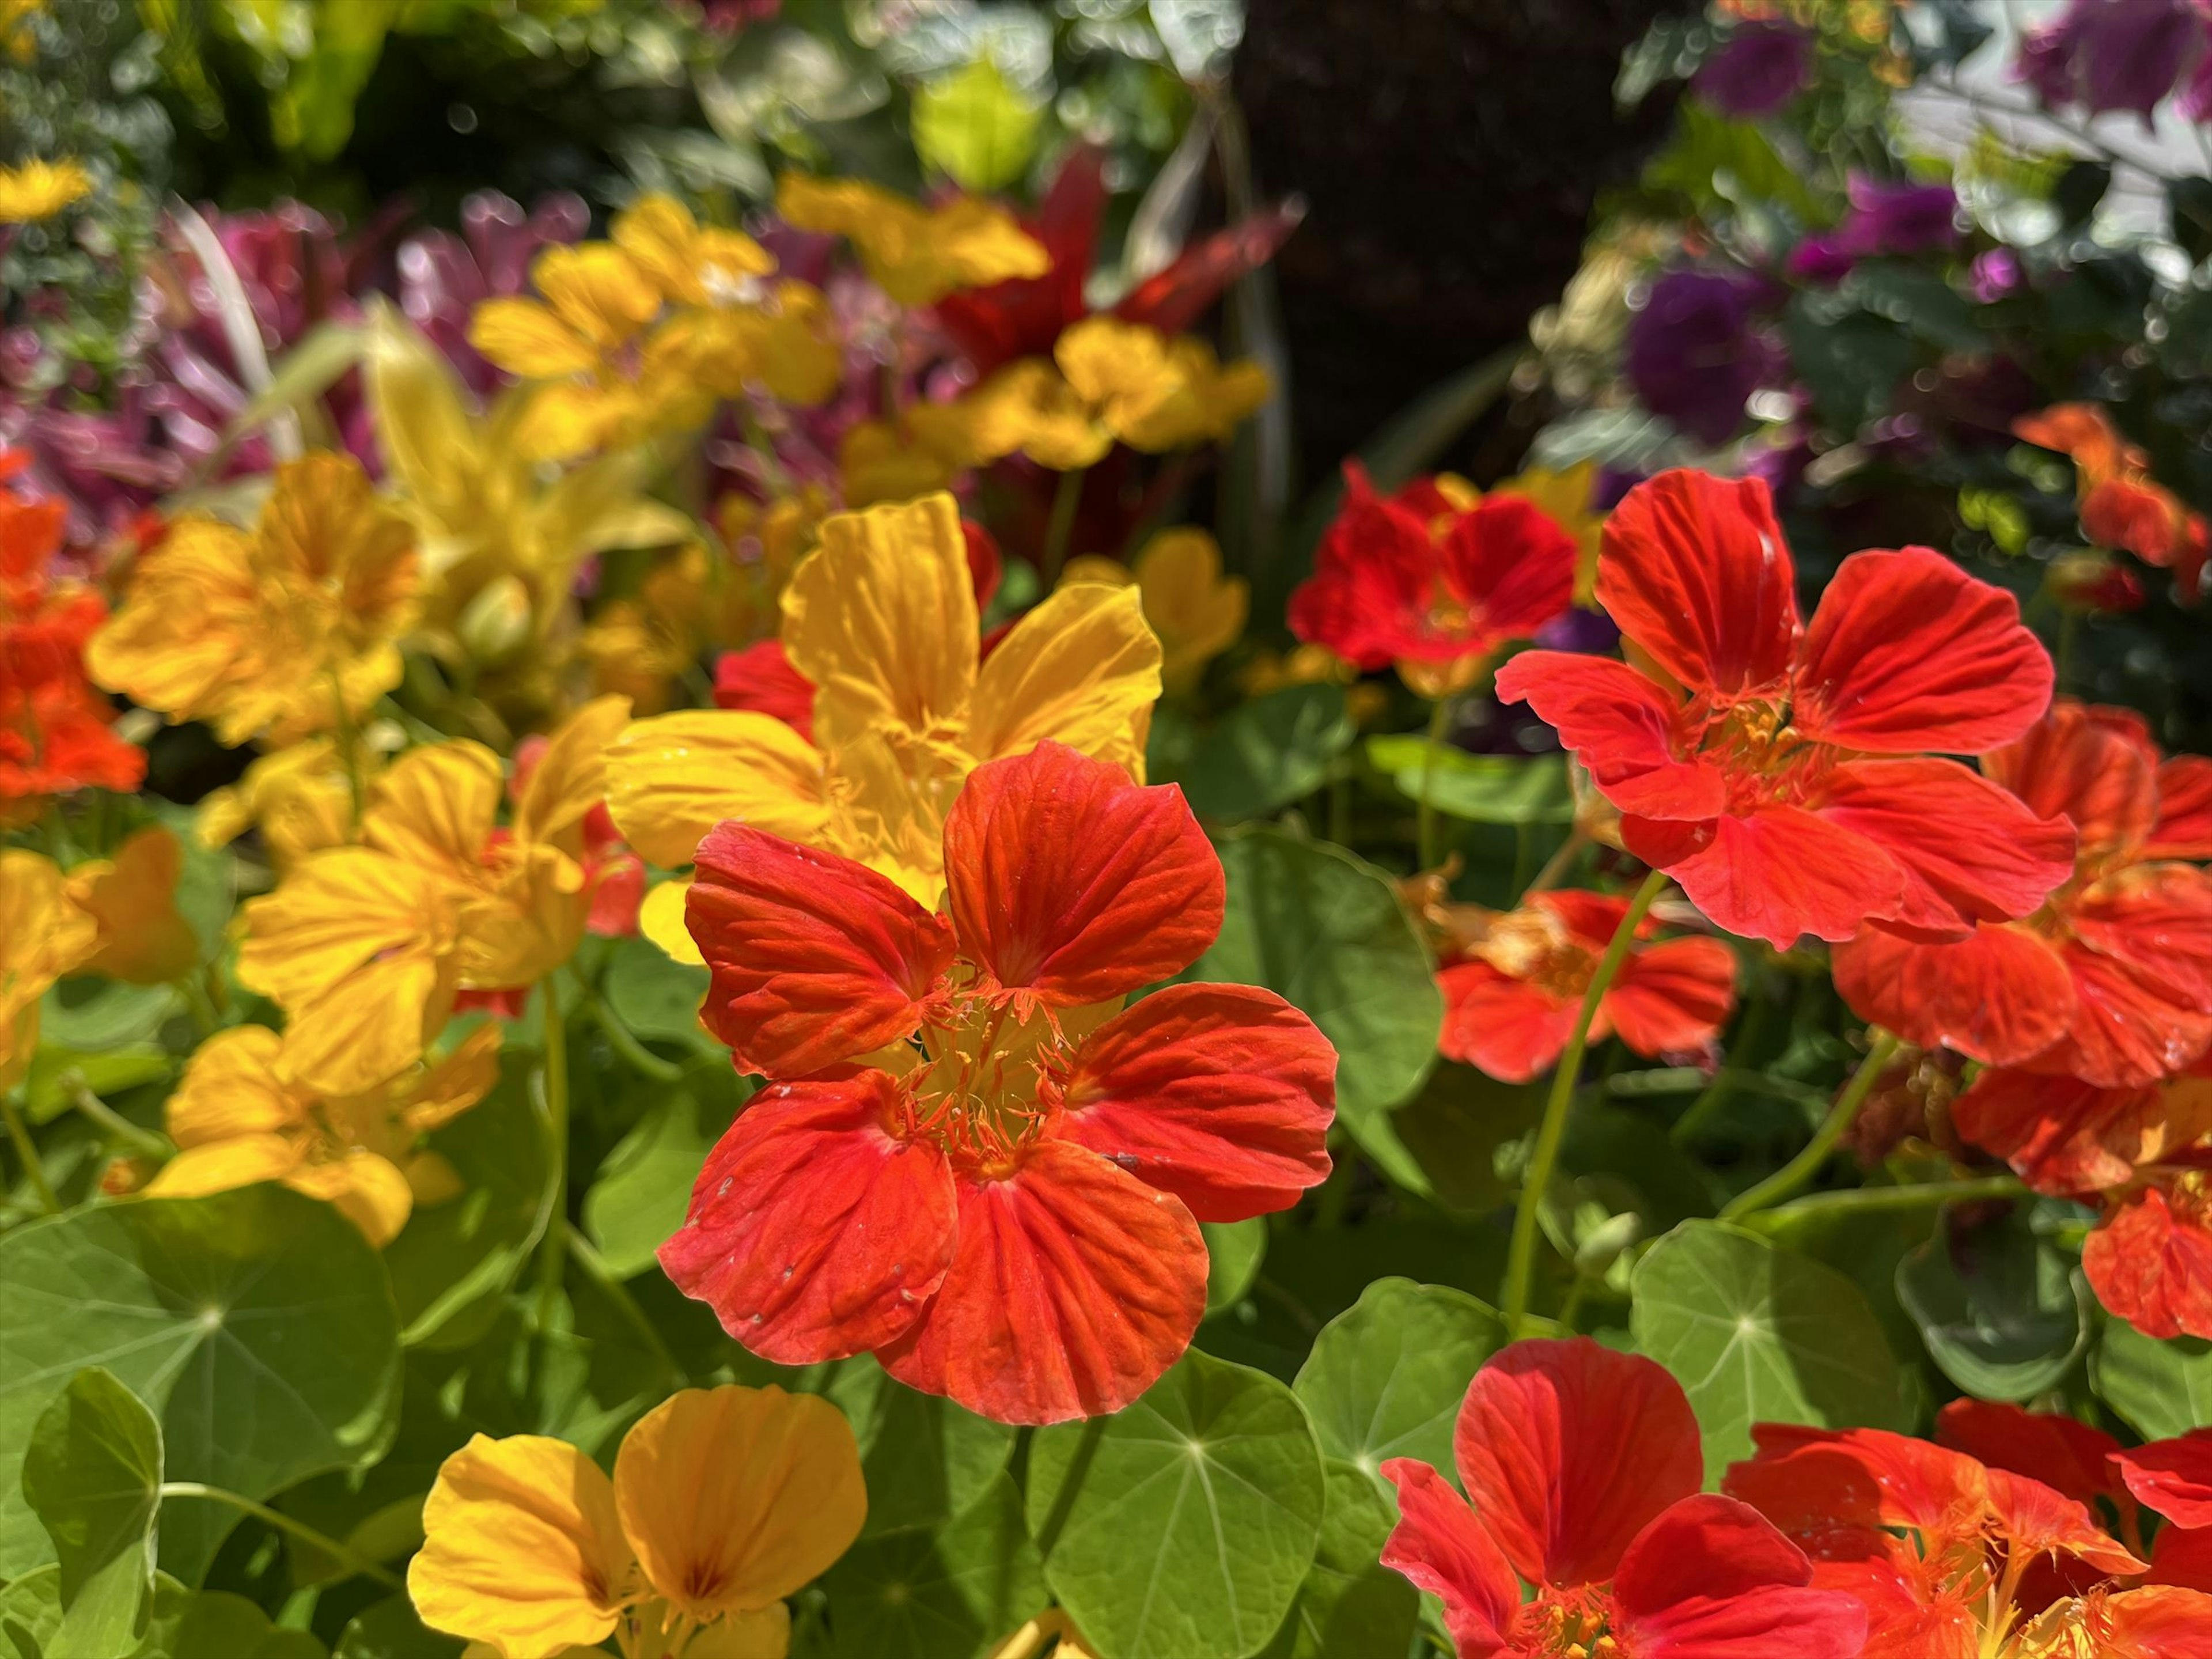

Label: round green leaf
[0,1184,402,1584]
[1895,1217,2091,1402]
[2092,1324,2212,1441]
[582,1074,741,1281]
[1179,827,1440,1123]
[1292,1278,1501,1484]
[1203,1219,1268,1316]
[1026,1350,1325,1659]
[1176,685,1355,823]
[1260,1460,1417,1659]
[912,58,1043,193]
[332,1596,465,1659]
[1630,1219,1911,1480]
[22,1368,162,1659]
[602,935,712,1046]
[824,1357,1016,1540]
[819,1474,1046,1657]
[1361,739,1574,824]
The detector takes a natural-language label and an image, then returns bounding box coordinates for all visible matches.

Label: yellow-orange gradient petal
[69,825,200,985]
[516,695,632,851]
[143,1135,305,1203]
[164,1025,303,1147]
[604,711,829,870]
[967,580,1160,779]
[286,1150,418,1247]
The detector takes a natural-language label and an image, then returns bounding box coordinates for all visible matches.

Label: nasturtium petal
[1492,650,1728,821]
[1832,922,2074,1070]
[1376,1458,1519,1659]
[1622,805,1906,948]
[361,741,504,880]
[965,580,1161,778]
[639,877,706,966]
[604,710,830,870]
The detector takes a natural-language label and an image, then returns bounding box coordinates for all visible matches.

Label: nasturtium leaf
[0,1568,192,1659]
[1179,827,1440,1124]
[21,1368,162,1659]
[912,58,1043,193]
[162,1590,327,1659]
[332,1596,465,1659]
[1176,685,1355,823]
[2092,1324,2212,1441]
[382,1063,554,1349]
[1027,1349,1325,1659]
[1384,1064,1545,1214]
[1260,1460,1418,1659]
[1292,1278,1502,1485]
[1203,1219,1268,1315]
[819,1474,1046,1657]
[1362,739,1574,824]
[21,1048,172,1127]
[825,1357,1016,1539]
[582,1071,743,1279]
[38,982,179,1052]
[601,935,711,1047]
[0,1184,402,1584]
[1630,1220,1911,1480]
[1895,1216,2091,1402]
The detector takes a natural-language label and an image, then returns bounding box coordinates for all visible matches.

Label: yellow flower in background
[0,158,91,222]
[410,1384,865,1659]
[196,738,365,870]
[145,1023,500,1246]
[1064,527,1248,694]
[938,317,1271,471]
[836,415,963,509]
[0,849,98,1091]
[582,543,760,716]
[775,173,1049,307]
[239,698,631,1093]
[66,825,199,985]
[611,193,774,308]
[88,452,419,747]
[1238,641,1389,726]
[607,491,1159,958]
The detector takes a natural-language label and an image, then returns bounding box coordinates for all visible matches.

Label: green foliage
[1292,1278,1502,1486]
[1163,685,1355,822]
[817,1475,1046,1658]
[1362,739,1574,824]
[1895,1214,2092,1402]
[2092,1325,2212,1440]
[21,1369,164,1659]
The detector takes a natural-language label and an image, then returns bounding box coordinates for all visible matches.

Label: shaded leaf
[819,1474,1046,1657]
[21,1369,162,1659]
[1896,1214,2090,1402]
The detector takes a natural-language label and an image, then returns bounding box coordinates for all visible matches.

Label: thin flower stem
[1520,825,1588,899]
[1736,1174,2027,1229]
[1040,467,1085,589]
[565,1222,687,1386]
[1416,696,1452,872]
[535,984,571,1329]
[1718,1029,1905,1222]
[66,1076,172,1160]
[2,1092,60,1215]
[327,669,365,829]
[1501,868,1668,1336]
[158,1483,403,1590]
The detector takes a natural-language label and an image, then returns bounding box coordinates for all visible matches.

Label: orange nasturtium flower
[660,743,1336,1424]
[0,849,97,1090]
[2017,402,2211,599]
[606,491,1159,959]
[774,173,1050,307]
[145,1024,501,1246]
[410,1384,865,1659]
[238,697,632,1094]
[1062,526,1249,695]
[88,451,419,746]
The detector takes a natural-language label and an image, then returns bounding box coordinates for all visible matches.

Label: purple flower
[1694,19,1813,118]
[1970,248,2024,302]
[1625,270,1780,446]
[397,190,589,396]
[2017,0,2212,121]
[1786,235,1859,285]
[1786,177,1959,284]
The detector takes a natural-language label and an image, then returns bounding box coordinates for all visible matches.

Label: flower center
[1513,1587,1631,1658]
[896,982,1070,1176]
[1690,695,1837,809]
[1474,909,1595,999]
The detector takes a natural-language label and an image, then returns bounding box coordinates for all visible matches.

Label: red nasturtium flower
[1495,468,2071,948]
[1835,700,2212,1086]
[1288,464,1580,698]
[1953,1059,2212,1340]
[2017,403,2211,602]
[1726,1416,2212,1656]
[660,741,1335,1424]
[1379,1338,1866,1658]
[1435,889,1737,1082]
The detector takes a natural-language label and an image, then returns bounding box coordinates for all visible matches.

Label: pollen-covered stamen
[1512,1586,1629,1658]
[1688,694,1841,809]
[897,984,1072,1173]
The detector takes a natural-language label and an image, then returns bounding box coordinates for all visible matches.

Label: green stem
[2,1092,60,1215]
[1040,467,1085,588]
[535,984,570,1328]
[578,980,684,1083]
[1718,1030,1904,1222]
[1737,1174,2027,1230]
[1501,868,1668,1335]
[1416,696,1452,872]
[66,1077,172,1161]
[2056,608,2081,695]
[158,1483,402,1590]
[565,1222,686,1385]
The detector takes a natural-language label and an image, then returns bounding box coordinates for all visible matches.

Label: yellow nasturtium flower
[145,1023,500,1246]
[0,849,98,1090]
[1063,527,1248,694]
[0,158,92,222]
[410,1385,865,1659]
[196,737,365,870]
[607,491,1160,960]
[238,698,631,1094]
[66,825,199,986]
[775,173,1048,308]
[88,452,419,747]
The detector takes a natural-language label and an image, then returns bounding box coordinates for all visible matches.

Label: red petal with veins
[2071,865,2212,1012]
[1951,1068,2161,1193]
[657,1072,957,1363]
[1934,1399,2128,1513]
[1056,983,1334,1223]
[688,825,955,1076]
[1434,495,1576,658]
[942,742,1222,1006]
[2085,1179,2212,1342]
[2113,1430,2212,1528]
[1723,1425,1988,1543]
[711,640,817,742]
[2036,933,2212,1089]
[2150,756,2212,859]
[1286,466,1439,670]
[877,1138,1206,1424]
[1604,936,1737,1059]
[1437,960,1579,1082]
[1597,469,1800,698]
[1622,805,1906,948]
[1453,1337,1703,1588]
[1614,1494,1868,1659]
[1792,547,2052,754]
[1494,650,1728,820]
[1376,1459,1520,1659]
[1832,923,2074,1070]
[1984,1467,2145,1576]
[1986,700,2157,863]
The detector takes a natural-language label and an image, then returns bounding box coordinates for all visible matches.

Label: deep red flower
[713,639,817,741]
[507,730,643,938]
[1435,888,1736,1082]
[1495,469,2070,948]
[1378,1337,1867,1659]
[1835,701,2212,1086]
[1289,464,1579,698]
[660,741,1335,1423]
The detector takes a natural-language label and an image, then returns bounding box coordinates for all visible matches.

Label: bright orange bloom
[661,742,1335,1424]
[1835,700,2212,1086]
[2018,402,2211,601]
[1434,889,1736,1082]
[1497,469,2070,948]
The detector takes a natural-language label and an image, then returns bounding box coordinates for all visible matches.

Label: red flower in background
[0,456,145,822]
[1497,468,2071,948]
[1435,889,1736,1082]
[1289,464,1579,698]
[1378,1337,1866,1658]
[660,741,1335,1423]
[1836,700,2212,1086]
[2017,402,2211,603]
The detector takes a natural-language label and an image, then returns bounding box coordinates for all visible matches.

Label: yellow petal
[364,303,486,516]
[400,1022,505,1135]
[0,159,94,222]
[460,842,588,991]
[403,1150,465,1207]
[775,175,1046,307]
[685,1606,790,1659]
[287,1150,416,1247]
[0,849,103,1086]
[411,1434,637,1659]
[509,381,631,463]
[613,1386,865,1620]
[943,361,1105,471]
[613,194,773,308]
[468,298,602,380]
[1131,528,1247,694]
[261,451,420,627]
[516,695,632,850]
[1059,555,1136,590]
[638,879,705,968]
[915,195,1052,296]
[85,517,263,724]
[782,493,976,752]
[143,1135,306,1202]
[276,945,460,1099]
[69,826,200,984]
[967,580,1161,778]
[836,418,959,509]
[605,712,830,870]
[362,742,505,881]
[824,730,949,908]
[165,1025,302,1147]
[534,244,661,347]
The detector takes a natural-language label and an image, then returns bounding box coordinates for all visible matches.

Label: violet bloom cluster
[1624,270,1783,447]
[1787,175,1961,283]
[2017,0,2212,122]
